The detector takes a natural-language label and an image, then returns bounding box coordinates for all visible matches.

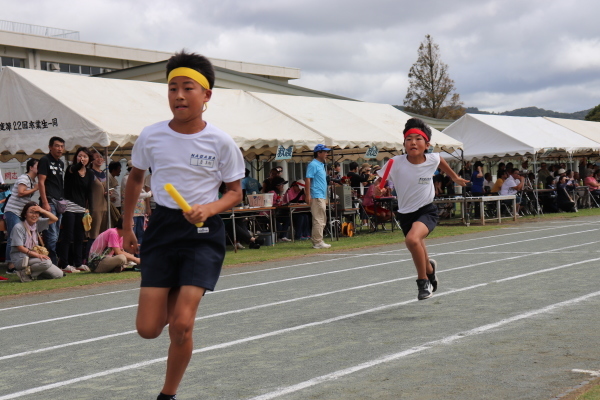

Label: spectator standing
[348,161,368,194]
[305,144,331,249]
[89,150,108,242]
[108,161,122,214]
[37,136,65,265]
[282,179,310,240]
[470,161,484,196]
[3,158,39,274]
[58,147,94,272]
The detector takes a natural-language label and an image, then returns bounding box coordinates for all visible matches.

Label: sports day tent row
[442,113,600,162]
[0,67,462,163]
[544,117,600,151]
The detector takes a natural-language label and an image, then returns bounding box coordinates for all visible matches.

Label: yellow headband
[167,67,210,90]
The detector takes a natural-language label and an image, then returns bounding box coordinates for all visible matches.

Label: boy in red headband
[375,118,467,300]
[123,50,245,400]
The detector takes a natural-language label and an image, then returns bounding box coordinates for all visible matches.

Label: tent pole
[105,147,111,230]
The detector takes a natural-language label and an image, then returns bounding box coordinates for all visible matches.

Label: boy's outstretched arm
[183,180,243,225]
[439,157,469,186]
[122,167,145,255]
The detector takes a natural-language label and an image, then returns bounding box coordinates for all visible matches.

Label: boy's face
[404,134,429,156]
[168,76,212,122]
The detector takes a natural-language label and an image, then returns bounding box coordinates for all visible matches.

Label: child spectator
[88,217,140,272]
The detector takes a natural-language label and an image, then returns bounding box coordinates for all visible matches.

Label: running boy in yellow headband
[123,50,245,400]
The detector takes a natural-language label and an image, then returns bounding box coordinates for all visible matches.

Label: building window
[1,57,24,67]
[40,61,111,75]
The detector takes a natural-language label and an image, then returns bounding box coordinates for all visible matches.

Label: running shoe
[77,265,91,272]
[279,237,292,242]
[427,259,438,292]
[416,279,433,300]
[312,242,331,249]
[6,266,16,275]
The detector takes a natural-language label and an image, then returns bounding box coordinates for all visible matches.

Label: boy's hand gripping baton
[379,159,394,190]
[164,183,204,227]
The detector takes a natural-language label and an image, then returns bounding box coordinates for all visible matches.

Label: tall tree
[585,104,600,122]
[403,35,465,120]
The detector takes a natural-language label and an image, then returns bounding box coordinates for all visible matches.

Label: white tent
[0,67,462,162]
[442,114,600,161]
[544,117,600,149]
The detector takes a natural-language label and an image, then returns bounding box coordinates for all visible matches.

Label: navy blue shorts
[140,205,226,291]
[398,203,439,237]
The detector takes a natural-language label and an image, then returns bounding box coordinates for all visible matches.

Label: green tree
[585,104,600,122]
[403,35,465,120]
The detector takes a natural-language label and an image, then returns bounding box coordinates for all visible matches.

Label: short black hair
[403,118,432,141]
[349,162,358,171]
[26,158,38,173]
[166,50,215,89]
[49,136,65,147]
[108,161,122,173]
[20,201,38,221]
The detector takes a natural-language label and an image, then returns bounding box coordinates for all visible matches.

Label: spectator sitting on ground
[10,202,64,282]
[87,217,140,273]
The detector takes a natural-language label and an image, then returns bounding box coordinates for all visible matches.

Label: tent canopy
[544,117,600,146]
[442,114,600,161]
[0,67,462,162]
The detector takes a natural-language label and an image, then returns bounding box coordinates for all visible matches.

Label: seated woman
[87,217,140,272]
[10,202,64,282]
[282,179,310,240]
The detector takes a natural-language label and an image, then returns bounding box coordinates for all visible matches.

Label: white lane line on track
[2,241,596,361]
[1,221,595,312]
[246,290,600,400]
[1,228,597,332]
[3,284,600,400]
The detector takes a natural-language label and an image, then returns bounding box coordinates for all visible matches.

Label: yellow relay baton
[164,183,204,228]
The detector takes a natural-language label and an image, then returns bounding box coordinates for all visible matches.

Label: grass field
[2,207,600,297]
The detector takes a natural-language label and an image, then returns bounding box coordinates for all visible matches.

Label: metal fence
[0,20,79,40]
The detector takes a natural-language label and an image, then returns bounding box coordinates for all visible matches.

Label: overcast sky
[3,0,600,113]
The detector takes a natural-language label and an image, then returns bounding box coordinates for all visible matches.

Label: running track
[1,216,600,399]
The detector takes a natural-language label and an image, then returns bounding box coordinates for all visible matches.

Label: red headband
[404,128,429,142]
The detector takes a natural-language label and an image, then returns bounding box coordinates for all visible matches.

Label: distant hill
[465,106,591,120]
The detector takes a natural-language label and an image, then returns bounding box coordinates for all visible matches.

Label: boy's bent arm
[184,179,243,225]
[439,158,468,186]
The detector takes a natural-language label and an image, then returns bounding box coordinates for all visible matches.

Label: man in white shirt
[500,168,524,214]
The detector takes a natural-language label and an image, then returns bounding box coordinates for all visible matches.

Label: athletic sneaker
[62,265,80,273]
[312,242,332,249]
[77,265,91,272]
[427,259,438,292]
[157,393,176,400]
[416,279,433,300]
[235,242,245,250]
[6,267,16,275]
[279,237,292,242]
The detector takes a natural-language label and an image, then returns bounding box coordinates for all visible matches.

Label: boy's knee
[137,324,164,340]
[168,318,194,343]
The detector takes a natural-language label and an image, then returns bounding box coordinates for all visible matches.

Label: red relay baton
[379,159,394,190]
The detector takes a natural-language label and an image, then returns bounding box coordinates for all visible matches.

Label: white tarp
[442,114,600,160]
[250,92,463,154]
[0,67,462,162]
[544,117,600,146]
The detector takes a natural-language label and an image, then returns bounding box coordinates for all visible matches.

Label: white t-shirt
[500,176,520,196]
[132,120,245,209]
[378,153,440,214]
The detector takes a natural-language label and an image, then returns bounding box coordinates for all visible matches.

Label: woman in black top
[57,147,94,272]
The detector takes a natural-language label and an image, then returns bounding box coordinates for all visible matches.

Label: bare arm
[122,167,145,254]
[111,247,140,264]
[184,180,243,225]
[38,174,50,211]
[439,158,469,186]
[304,177,311,205]
[17,182,38,197]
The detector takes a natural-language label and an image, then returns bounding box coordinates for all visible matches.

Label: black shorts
[398,203,439,237]
[140,205,226,291]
